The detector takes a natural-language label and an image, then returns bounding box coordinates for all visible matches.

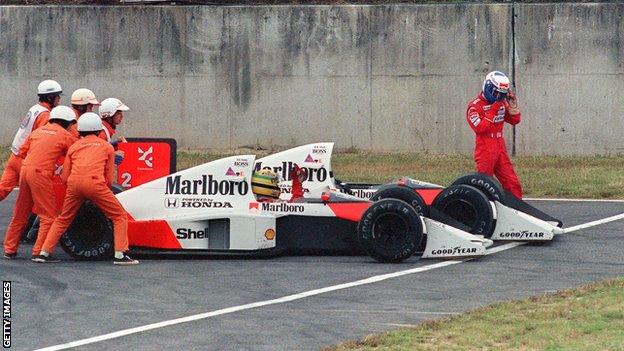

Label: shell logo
[264,229,276,241]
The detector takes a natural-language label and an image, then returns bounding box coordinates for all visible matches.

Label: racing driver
[466,71,523,199]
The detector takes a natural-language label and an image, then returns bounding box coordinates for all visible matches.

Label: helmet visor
[492,88,508,101]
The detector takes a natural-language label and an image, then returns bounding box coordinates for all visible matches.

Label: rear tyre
[357,199,424,263]
[450,173,507,204]
[111,184,124,195]
[59,202,114,260]
[20,214,38,243]
[431,184,495,238]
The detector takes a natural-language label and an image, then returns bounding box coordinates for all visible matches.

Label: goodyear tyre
[59,202,114,260]
[20,214,38,243]
[370,185,429,217]
[431,184,496,238]
[111,184,124,195]
[59,185,122,260]
[450,173,507,204]
[357,199,424,263]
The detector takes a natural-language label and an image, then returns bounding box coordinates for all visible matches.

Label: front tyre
[59,202,113,260]
[357,199,424,263]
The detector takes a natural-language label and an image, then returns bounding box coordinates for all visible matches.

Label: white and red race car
[60,143,493,263]
[59,141,563,263]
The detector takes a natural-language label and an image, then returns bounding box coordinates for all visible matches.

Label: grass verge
[326,278,624,351]
[175,150,624,199]
[2,147,623,199]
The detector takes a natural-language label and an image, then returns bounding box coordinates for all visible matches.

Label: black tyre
[370,185,429,217]
[59,202,114,260]
[20,214,38,243]
[357,199,424,263]
[451,173,507,204]
[111,184,124,194]
[431,184,496,238]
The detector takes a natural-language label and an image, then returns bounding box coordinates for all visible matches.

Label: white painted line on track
[525,197,624,203]
[34,214,624,351]
[562,212,624,233]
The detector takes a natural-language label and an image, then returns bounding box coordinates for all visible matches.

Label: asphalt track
[2,192,624,351]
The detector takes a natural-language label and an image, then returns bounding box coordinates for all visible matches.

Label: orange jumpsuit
[41,135,129,254]
[0,102,51,201]
[67,108,87,138]
[99,120,118,144]
[3,123,76,255]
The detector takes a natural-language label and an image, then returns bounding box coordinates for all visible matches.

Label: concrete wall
[515,3,624,155]
[0,3,621,154]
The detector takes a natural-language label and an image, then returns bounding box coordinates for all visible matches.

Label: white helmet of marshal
[49,106,77,122]
[71,88,100,106]
[37,80,63,95]
[78,112,104,132]
[99,98,129,119]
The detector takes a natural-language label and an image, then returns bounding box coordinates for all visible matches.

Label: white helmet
[71,88,100,106]
[78,112,103,132]
[37,80,63,95]
[99,98,129,119]
[482,71,510,103]
[49,106,76,122]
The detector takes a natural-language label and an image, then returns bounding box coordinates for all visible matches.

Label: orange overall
[0,102,51,201]
[67,108,89,139]
[41,135,129,254]
[3,123,76,255]
[99,120,116,142]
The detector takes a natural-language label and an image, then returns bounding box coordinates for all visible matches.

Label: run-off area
[1,197,623,351]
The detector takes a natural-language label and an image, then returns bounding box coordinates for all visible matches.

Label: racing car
[59,153,493,263]
[252,143,565,242]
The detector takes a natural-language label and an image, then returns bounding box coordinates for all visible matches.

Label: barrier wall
[0,3,621,154]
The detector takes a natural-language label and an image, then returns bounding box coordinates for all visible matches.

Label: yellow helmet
[251,169,281,199]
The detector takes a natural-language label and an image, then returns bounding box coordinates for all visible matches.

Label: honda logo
[164,198,179,208]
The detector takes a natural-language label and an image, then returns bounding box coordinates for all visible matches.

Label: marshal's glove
[507,91,520,115]
[114,150,125,165]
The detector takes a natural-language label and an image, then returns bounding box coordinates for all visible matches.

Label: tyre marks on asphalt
[34,214,624,351]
